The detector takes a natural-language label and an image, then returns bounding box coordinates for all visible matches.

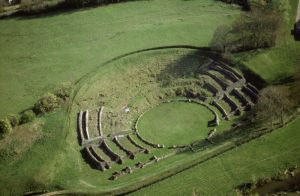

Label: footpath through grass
[0,0,239,118]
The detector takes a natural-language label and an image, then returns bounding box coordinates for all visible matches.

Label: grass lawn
[138,102,214,146]
[131,116,300,196]
[129,1,300,195]
[0,0,299,195]
[0,3,241,192]
[0,0,239,118]
[0,109,68,195]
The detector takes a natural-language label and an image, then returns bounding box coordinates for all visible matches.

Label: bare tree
[254,86,294,128]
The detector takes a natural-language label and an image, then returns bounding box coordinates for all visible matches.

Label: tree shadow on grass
[156,49,214,86]
[2,0,150,20]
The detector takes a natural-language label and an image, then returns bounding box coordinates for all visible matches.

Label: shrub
[0,118,13,135]
[254,86,294,127]
[253,0,291,21]
[54,82,72,100]
[20,110,36,124]
[7,113,20,127]
[33,93,60,115]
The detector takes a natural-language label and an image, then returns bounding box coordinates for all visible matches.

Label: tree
[54,82,72,101]
[254,86,294,128]
[211,4,282,53]
[265,0,291,22]
[33,93,60,115]
[0,118,12,136]
[20,110,36,124]
[7,113,20,127]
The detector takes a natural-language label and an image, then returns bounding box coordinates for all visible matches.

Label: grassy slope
[0,109,68,195]
[57,48,238,194]
[131,1,300,195]
[132,116,300,195]
[235,0,300,83]
[0,0,239,118]
[138,102,214,146]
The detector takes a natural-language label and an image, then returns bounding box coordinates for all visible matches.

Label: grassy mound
[64,46,260,194]
[138,102,214,146]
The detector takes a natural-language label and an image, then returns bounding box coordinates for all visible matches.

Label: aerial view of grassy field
[0,0,300,195]
[138,102,214,146]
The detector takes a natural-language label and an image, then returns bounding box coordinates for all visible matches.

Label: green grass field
[128,1,300,195]
[131,116,300,195]
[0,0,239,118]
[138,102,214,146]
[0,0,299,195]
[0,1,241,192]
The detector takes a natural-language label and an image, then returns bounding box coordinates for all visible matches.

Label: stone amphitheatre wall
[83,146,108,171]
[113,136,135,159]
[100,141,123,164]
[75,47,264,177]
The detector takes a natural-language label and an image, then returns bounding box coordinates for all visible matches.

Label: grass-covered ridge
[64,46,262,194]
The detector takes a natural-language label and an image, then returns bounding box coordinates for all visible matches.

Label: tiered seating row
[83,146,110,171]
[210,65,239,82]
[232,89,249,106]
[242,86,258,103]
[113,136,135,159]
[202,71,228,90]
[211,100,229,120]
[246,83,259,94]
[100,140,123,164]
[127,135,149,154]
[223,93,240,114]
[77,110,91,145]
[85,110,90,139]
[203,82,219,96]
[97,107,104,136]
[217,61,244,79]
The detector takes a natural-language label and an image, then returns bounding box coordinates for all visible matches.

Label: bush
[254,86,294,127]
[252,0,290,21]
[33,93,60,115]
[20,110,36,124]
[7,113,20,127]
[0,118,13,135]
[54,82,72,100]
